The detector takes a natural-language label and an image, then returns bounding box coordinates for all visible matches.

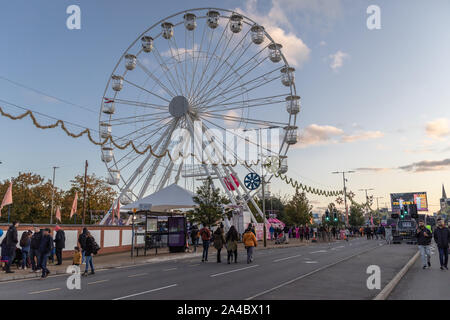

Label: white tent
[122,183,196,212]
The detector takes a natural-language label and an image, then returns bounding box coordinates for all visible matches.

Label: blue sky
[0,0,449,213]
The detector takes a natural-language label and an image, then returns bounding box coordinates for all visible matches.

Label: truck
[392,217,417,244]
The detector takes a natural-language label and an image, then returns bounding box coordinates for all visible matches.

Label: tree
[283,190,313,226]
[191,177,228,227]
[349,204,365,227]
[60,174,117,224]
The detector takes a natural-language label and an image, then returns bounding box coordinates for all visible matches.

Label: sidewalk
[388,245,450,300]
[0,237,347,282]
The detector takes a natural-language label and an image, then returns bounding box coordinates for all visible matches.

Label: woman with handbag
[225,226,238,264]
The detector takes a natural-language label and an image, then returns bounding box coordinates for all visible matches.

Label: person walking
[283,225,289,244]
[83,231,98,276]
[199,225,211,262]
[53,226,65,265]
[243,226,257,263]
[38,228,53,279]
[226,226,238,264]
[416,219,432,269]
[29,228,41,273]
[305,225,310,241]
[433,219,450,270]
[269,225,274,241]
[4,221,19,274]
[190,225,199,253]
[78,227,88,264]
[213,224,226,263]
[19,230,32,270]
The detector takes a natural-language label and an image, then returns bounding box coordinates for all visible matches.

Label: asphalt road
[0,237,417,300]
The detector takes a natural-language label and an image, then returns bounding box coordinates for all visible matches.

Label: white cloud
[329,50,348,71]
[340,131,384,143]
[297,124,384,148]
[425,118,450,139]
[236,0,311,68]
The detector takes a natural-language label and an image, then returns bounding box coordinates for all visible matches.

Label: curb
[373,250,420,300]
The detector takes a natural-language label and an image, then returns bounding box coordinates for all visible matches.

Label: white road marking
[112,284,178,300]
[88,279,109,285]
[163,268,177,271]
[304,261,318,264]
[246,244,384,300]
[29,288,61,295]
[127,273,148,278]
[310,250,327,254]
[273,254,302,262]
[210,265,259,277]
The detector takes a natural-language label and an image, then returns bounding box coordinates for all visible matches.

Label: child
[73,246,82,266]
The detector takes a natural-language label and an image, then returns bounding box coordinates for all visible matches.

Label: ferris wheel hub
[169,95,190,118]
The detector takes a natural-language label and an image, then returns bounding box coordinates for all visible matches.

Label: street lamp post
[332,171,355,227]
[359,188,374,224]
[50,166,59,225]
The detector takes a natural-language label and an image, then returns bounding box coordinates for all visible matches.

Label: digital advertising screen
[390,192,428,212]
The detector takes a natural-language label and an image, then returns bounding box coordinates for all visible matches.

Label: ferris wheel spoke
[199,94,286,112]
[197,71,282,110]
[188,20,208,99]
[110,98,168,110]
[113,116,171,143]
[136,60,176,98]
[167,34,188,96]
[137,120,178,198]
[152,46,183,95]
[109,115,171,127]
[202,112,287,127]
[190,18,231,100]
[123,79,171,103]
[194,26,252,105]
[193,40,253,106]
[108,111,168,123]
[196,43,270,104]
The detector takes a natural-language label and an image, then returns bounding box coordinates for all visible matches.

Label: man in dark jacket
[5,221,19,273]
[416,220,432,269]
[54,225,65,265]
[433,219,450,270]
[83,232,96,276]
[39,228,53,278]
[29,227,42,272]
[78,227,88,264]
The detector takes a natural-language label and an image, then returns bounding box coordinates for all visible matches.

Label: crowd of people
[0,222,100,279]
[190,223,258,264]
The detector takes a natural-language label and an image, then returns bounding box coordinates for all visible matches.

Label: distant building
[440,184,450,212]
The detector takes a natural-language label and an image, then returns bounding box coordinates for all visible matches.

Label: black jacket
[434,227,450,248]
[5,226,18,248]
[84,236,96,256]
[30,231,42,250]
[78,229,88,250]
[54,230,66,249]
[39,234,53,255]
[416,227,432,246]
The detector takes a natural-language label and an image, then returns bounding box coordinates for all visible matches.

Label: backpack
[92,240,101,255]
[200,228,210,241]
[20,233,28,247]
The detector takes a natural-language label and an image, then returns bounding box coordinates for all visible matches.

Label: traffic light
[400,204,408,219]
[333,211,338,222]
[325,210,330,222]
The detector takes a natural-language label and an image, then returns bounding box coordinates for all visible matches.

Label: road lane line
[127,273,148,278]
[163,268,177,271]
[88,279,109,285]
[112,284,178,300]
[210,265,259,277]
[273,254,302,262]
[310,250,327,254]
[29,288,61,295]
[246,244,384,300]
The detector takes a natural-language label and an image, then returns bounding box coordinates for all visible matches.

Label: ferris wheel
[99,8,300,224]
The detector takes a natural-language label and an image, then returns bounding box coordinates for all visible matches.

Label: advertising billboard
[390,192,428,212]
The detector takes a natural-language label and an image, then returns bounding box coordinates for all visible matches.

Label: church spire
[443,184,447,199]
